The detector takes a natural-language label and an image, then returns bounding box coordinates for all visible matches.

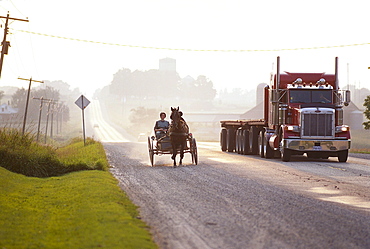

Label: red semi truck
[220,57,351,162]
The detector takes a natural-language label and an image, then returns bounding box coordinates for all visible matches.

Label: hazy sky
[1,0,370,97]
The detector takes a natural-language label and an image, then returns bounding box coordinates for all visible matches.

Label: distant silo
[349,110,364,130]
[159,58,176,72]
[343,102,365,130]
[256,83,267,105]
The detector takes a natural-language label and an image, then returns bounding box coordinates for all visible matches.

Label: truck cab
[268,70,351,162]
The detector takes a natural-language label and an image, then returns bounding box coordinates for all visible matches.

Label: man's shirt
[155,120,169,130]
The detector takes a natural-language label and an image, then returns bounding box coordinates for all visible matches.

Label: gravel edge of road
[349,153,370,160]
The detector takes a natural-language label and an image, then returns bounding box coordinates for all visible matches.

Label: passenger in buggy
[154,112,170,140]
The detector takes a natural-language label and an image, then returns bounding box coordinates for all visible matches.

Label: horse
[168,107,189,167]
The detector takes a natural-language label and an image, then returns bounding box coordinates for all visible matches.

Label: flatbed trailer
[220,119,269,156]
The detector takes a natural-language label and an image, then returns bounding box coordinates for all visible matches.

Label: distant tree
[109,68,180,99]
[34,86,60,100]
[11,88,27,108]
[11,86,70,123]
[40,80,71,96]
[192,75,216,101]
[363,95,370,129]
[110,68,133,96]
[129,106,158,125]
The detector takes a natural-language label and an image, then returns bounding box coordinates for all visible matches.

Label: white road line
[90,101,130,142]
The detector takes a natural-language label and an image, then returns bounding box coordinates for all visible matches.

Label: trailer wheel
[227,128,236,152]
[281,148,291,162]
[258,130,265,158]
[236,130,241,154]
[338,150,348,162]
[240,130,244,153]
[242,130,250,155]
[220,129,227,151]
[238,129,243,154]
[249,126,259,155]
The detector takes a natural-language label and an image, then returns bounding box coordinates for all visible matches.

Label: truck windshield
[289,90,332,104]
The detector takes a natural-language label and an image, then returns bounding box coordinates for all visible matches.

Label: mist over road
[89,100,370,248]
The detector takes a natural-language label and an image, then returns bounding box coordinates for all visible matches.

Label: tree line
[0,81,82,130]
[108,68,216,101]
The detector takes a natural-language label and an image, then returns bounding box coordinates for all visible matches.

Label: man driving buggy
[154,112,170,139]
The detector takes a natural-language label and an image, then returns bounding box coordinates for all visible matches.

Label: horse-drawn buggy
[147,107,198,167]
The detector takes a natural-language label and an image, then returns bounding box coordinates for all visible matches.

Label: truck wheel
[236,130,241,154]
[249,126,259,155]
[227,128,236,152]
[238,129,243,154]
[242,130,250,155]
[281,148,291,162]
[259,130,265,158]
[265,136,274,159]
[240,130,245,153]
[338,150,348,162]
[221,129,227,151]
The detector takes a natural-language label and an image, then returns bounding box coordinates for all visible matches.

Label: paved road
[90,100,370,248]
[106,141,370,249]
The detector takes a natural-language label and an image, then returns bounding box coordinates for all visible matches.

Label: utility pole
[18,77,44,135]
[50,101,55,139]
[45,100,52,144]
[43,99,57,143]
[0,12,29,78]
[33,97,53,142]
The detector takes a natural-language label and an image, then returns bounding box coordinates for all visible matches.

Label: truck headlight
[335,125,349,133]
[286,125,300,132]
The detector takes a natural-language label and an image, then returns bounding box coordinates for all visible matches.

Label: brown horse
[168,107,189,167]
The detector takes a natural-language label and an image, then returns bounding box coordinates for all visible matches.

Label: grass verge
[0,168,157,249]
[350,129,370,154]
[0,130,157,249]
[0,129,109,177]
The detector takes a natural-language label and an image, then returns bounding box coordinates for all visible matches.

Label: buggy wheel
[191,138,198,165]
[148,136,154,166]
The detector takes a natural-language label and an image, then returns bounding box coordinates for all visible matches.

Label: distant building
[0,103,18,122]
[184,112,241,141]
[343,102,364,130]
[181,75,195,85]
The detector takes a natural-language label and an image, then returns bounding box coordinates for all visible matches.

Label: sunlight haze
[1,0,370,97]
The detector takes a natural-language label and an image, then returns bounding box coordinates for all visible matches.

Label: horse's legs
[179,140,185,166]
[171,143,177,167]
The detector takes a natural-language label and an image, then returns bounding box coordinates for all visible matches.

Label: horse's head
[170,107,181,125]
[170,107,182,123]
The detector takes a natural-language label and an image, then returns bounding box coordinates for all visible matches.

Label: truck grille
[302,112,334,138]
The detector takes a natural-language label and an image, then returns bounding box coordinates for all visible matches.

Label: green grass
[0,129,157,248]
[0,129,109,177]
[56,137,110,171]
[0,168,157,249]
[350,129,370,153]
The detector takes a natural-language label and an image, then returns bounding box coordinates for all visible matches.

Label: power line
[14,29,370,52]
